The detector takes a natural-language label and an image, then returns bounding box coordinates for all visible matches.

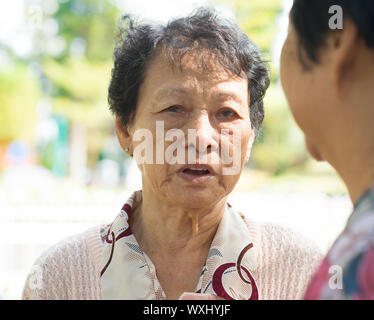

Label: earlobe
[115,116,132,154]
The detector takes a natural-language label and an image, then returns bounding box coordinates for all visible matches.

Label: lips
[183,167,210,175]
[178,164,215,174]
[176,164,216,184]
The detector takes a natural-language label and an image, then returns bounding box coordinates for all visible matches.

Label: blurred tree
[233,0,281,52]
[0,63,39,145]
[43,57,114,168]
[51,0,119,62]
[37,0,121,170]
[220,0,283,80]
[43,58,111,102]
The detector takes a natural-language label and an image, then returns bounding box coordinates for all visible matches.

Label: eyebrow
[214,92,245,104]
[153,87,188,101]
[153,87,245,104]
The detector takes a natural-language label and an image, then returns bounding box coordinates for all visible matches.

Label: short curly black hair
[108,7,270,136]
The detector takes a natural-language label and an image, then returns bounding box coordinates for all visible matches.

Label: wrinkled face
[280,22,331,161]
[118,50,254,209]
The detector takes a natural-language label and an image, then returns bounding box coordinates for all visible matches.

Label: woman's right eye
[165,105,182,113]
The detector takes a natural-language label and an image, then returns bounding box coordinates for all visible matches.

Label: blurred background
[0,0,352,299]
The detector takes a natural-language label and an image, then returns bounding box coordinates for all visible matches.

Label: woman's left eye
[218,108,238,119]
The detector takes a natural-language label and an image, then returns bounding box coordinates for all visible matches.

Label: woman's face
[280,22,331,161]
[117,50,254,209]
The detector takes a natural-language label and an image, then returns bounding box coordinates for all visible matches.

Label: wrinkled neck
[129,188,226,256]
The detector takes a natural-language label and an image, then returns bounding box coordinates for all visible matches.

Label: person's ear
[330,20,359,98]
[115,116,133,156]
[244,129,255,163]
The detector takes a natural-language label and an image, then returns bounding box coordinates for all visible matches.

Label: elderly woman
[23,8,322,300]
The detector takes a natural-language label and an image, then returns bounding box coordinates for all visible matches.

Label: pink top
[22,194,323,300]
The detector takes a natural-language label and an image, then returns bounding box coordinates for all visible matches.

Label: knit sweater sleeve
[256,222,324,300]
[22,226,103,300]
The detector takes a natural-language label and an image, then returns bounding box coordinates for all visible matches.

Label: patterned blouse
[304,186,374,299]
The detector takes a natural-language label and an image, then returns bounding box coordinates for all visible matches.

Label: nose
[187,112,218,154]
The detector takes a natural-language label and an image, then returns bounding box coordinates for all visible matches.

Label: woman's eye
[218,109,237,119]
[165,105,182,113]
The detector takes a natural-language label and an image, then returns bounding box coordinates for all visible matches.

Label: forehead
[139,49,248,99]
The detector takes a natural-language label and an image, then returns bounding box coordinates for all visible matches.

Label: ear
[115,116,133,156]
[244,129,255,163]
[330,20,359,98]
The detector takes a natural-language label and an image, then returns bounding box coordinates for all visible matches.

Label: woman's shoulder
[239,213,324,299]
[238,209,320,251]
[35,225,105,267]
[261,222,321,251]
[22,224,107,300]
[256,220,324,277]
[239,211,323,266]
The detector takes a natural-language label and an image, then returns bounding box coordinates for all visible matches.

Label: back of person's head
[281,0,374,202]
[290,0,374,67]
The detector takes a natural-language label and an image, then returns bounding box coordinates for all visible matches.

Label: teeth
[189,168,206,171]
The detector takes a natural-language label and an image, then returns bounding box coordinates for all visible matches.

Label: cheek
[281,47,299,108]
[238,121,252,160]
[140,163,172,192]
[283,69,322,138]
[218,174,240,195]
[281,39,304,105]
[281,46,312,131]
[219,123,251,187]
[220,122,250,161]
[280,39,291,91]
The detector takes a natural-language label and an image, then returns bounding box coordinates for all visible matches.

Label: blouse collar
[100,190,259,300]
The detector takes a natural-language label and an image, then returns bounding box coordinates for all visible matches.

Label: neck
[130,186,226,257]
[326,144,374,204]
[339,165,374,205]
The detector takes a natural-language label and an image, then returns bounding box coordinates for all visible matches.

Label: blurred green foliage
[0,63,39,145]
[53,0,118,62]
[44,57,114,164]
[48,8,118,89]
[252,84,307,175]
[224,0,283,81]
[42,0,120,165]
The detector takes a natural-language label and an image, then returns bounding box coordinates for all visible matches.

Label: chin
[306,139,324,162]
[170,185,221,209]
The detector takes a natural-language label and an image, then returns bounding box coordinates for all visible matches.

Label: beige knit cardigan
[22,219,323,300]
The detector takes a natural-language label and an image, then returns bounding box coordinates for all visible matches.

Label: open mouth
[182,167,211,176]
[177,165,215,184]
